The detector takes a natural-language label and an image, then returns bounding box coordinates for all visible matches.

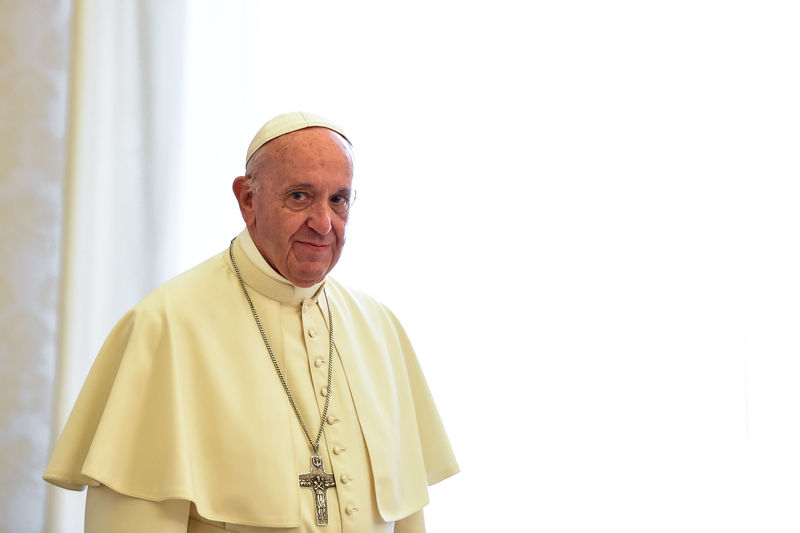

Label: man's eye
[289,192,308,201]
[331,195,350,212]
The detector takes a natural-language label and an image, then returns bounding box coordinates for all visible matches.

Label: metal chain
[229,239,334,455]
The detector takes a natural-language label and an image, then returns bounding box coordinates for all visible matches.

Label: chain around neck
[229,238,334,455]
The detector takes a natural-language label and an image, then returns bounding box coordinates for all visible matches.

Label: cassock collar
[230,228,325,305]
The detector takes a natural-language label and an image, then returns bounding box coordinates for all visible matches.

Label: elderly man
[44,112,458,532]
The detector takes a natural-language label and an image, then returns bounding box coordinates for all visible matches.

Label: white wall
[185,1,800,531]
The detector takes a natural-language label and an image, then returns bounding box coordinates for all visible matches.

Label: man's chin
[287,263,331,287]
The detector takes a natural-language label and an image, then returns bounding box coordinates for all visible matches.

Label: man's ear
[232,176,255,226]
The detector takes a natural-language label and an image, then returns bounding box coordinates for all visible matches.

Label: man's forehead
[246,111,350,166]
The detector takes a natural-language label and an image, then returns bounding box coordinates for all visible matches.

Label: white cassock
[45,229,458,532]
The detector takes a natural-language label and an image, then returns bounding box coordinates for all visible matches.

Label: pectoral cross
[299,455,337,526]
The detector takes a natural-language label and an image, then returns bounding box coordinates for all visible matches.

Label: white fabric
[245,111,350,165]
[0,2,70,531]
[49,1,188,530]
[45,231,458,528]
[84,484,426,532]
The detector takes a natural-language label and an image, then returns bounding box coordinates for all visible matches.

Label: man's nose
[306,202,332,234]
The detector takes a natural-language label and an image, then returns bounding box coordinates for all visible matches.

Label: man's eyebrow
[282,184,351,196]
[284,183,348,189]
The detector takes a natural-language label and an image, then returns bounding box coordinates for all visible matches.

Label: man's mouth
[296,241,331,250]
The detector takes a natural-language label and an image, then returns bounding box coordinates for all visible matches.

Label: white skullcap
[245,111,350,165]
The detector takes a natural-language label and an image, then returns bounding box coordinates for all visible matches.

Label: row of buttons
[303,307,360,523]
[322,409,356,518]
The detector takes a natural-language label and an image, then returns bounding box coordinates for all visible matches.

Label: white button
[320,387,328,397]
[340,474,353,484]
[327,415,339,425]
[333,446,346,455]
[314,358,326,368]
[308,328,317,338]
[345,505,359,515]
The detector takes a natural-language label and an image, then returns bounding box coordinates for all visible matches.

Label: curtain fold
[46,1,187,531]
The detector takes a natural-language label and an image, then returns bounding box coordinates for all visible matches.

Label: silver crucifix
[299,455,337,526]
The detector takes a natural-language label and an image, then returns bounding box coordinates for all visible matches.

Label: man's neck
[238,228,324,304]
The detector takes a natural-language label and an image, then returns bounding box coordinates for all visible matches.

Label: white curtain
[0,1,71,531]
[46,0,187,531]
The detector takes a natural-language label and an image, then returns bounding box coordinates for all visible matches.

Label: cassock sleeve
[85,485,189,533]
[394,509,426,533]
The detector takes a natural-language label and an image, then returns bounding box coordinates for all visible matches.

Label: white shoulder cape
[44,242,458,526]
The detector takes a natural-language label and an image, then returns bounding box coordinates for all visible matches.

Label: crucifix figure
[299,454,337,526]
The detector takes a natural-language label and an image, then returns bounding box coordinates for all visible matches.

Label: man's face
[233,127,353,287]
